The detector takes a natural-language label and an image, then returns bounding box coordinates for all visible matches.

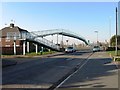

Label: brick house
[0,23,29,55]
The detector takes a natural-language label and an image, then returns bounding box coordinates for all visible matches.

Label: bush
[110,35,120,46]
[116,58,120,61]
[106,47,120,51]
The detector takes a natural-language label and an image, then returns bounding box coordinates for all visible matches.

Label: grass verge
[2,51,57,57]
[107,50,120,61]
[26,51,57,56]
[115,58,120,61]
[107,50,120,56]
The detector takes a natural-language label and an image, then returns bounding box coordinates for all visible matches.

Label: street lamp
[94,31,98,45]
[115,7,118,56]
[109,16,111,47]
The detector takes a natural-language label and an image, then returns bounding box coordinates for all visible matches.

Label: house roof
[0,23,28,38]
[0,23,28,32]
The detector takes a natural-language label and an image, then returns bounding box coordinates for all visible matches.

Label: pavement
[113,61,120,69]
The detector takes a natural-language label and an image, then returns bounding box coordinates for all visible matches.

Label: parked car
[93,46,100,52]
[65,46,76,53]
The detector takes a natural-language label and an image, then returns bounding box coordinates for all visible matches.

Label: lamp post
[62,36,63,46]
[109,16,111,47]
[115,7,118,56]
[94,31,98,45]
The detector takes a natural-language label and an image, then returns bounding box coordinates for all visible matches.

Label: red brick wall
[1,46,23,55]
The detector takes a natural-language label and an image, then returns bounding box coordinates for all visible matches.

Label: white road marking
[54,53,93,90]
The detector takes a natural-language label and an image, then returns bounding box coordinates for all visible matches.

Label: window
[21,31,27,39]
[16,45,20,47]
[6,33,12,40]
[5,45,10,47]
[7,32,20,40]
[5,39,10,42]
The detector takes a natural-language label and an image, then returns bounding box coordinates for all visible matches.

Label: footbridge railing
[26,32,60,51]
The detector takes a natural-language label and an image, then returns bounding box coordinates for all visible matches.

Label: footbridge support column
[13,40,16,55]
[35,44,38,54]
[57,34,58,45]
[27,42,29,53]
[23,40,26,55]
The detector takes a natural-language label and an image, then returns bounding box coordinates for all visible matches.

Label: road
[2,50,119,90]
[56,52,119,90]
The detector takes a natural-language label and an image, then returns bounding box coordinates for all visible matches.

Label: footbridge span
[30,29,88,45]
[26,29,88,52]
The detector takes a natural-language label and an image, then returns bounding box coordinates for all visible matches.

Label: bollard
[40,51,43,55]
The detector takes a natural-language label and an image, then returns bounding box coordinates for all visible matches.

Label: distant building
[0,23,28,54]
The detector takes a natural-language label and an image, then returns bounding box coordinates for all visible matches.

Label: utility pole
[62,30,64,48]
[109,16,111,47]
[115,7,118,56]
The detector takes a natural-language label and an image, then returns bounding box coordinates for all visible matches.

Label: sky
[0,2,119,44]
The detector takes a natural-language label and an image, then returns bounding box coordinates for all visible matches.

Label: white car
[93,46,100,52]
[65,46,76,53]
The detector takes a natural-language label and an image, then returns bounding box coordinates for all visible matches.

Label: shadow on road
[59,57,118,89]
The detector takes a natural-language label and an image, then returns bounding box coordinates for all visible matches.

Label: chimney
[10,23,14,28]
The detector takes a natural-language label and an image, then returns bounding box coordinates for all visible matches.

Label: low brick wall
[1,47,23,55]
